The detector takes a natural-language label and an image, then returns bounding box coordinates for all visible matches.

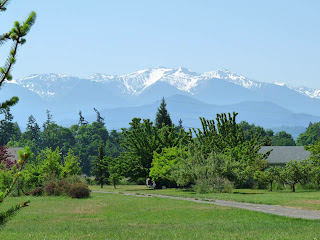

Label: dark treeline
[2,108,122,176]
[0,97,319,185]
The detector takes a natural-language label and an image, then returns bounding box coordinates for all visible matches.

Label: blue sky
[1,0,320,88]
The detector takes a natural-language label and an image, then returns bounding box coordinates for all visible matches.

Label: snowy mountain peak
[89,73,116,82]
[20,73,71,82]
[202,69,261,89]
[11,67,320,100]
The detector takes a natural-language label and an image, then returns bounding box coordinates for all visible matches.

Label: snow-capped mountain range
[10,67,320,99]
[3,67,320,135]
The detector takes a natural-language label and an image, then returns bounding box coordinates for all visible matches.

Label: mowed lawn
[1,192,320,239]
[91,185,320,211]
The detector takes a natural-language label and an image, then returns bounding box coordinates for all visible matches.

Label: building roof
[7,148,23,163]
[259,146,311,165]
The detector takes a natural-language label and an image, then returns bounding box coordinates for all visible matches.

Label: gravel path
[93,190,320,220]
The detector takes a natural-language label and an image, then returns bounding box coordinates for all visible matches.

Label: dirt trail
[93,190,320,220]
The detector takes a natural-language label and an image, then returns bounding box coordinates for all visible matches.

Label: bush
[193,179,211,194]
[193,177,234,194]
[43,179,70,196]
[54,179,71,196]
[44,181,56,196]
[43,176,84,196]
[68,183,90,199]
[26,187,43,196]
[221,179,234,193]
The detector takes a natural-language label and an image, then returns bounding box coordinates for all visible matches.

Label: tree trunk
[113,180,117,189]
[270,181,273,192]
[292,183,295,192]
[100,183,103,188]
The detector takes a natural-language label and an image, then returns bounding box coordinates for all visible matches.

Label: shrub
[68,183,90,199]
[221,179,234,193]
[193,177,234,194]
[54,179,71,196]
[43,176,83,196]
[26,187,43,196]
[193,179,211,194]
[44,181,56,196]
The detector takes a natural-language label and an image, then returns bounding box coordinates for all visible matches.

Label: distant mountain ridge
[11,67,320,99]
[2,67,320,137]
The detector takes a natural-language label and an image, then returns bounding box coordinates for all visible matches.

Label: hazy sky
[1,0,320,88]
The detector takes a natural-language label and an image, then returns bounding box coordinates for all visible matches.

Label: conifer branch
[0,11,36,109]
[0,0,11,11]
[0,38,19,85]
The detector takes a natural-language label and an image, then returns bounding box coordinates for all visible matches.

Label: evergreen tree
[0,107,20,145]
[92,142,109,188]
[78,110,88,126]
[25,115,41,142]
[178,119,183,130]
[94,108,105,126]
[155,97,172,129]
[43,110,54,130]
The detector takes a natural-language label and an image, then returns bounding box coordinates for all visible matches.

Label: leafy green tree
[195,113,246,156]
[297,122,320,146]
[305,140,320,190]
[261,135,272,146]
[119,118,191,181]
[38,147,63,178]
[41,123,75,156]
[23,147,80,190]
[254,166,281,191]
[155,97,172,128]
[71,119,109,175]
[272,131,296,146]
[239,121,274,146]
[61,149,81,178]
[108,157,122,189]
[92,142,109,188]
[150,146,187,185]
[282,160,308,192]
[171,143,233,192]
[105,130,123,158]
[23,161,42,189]
[193,113,268,188]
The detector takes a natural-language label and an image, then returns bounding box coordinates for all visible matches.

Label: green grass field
[91,185,320,210]
[2,192,320,239]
